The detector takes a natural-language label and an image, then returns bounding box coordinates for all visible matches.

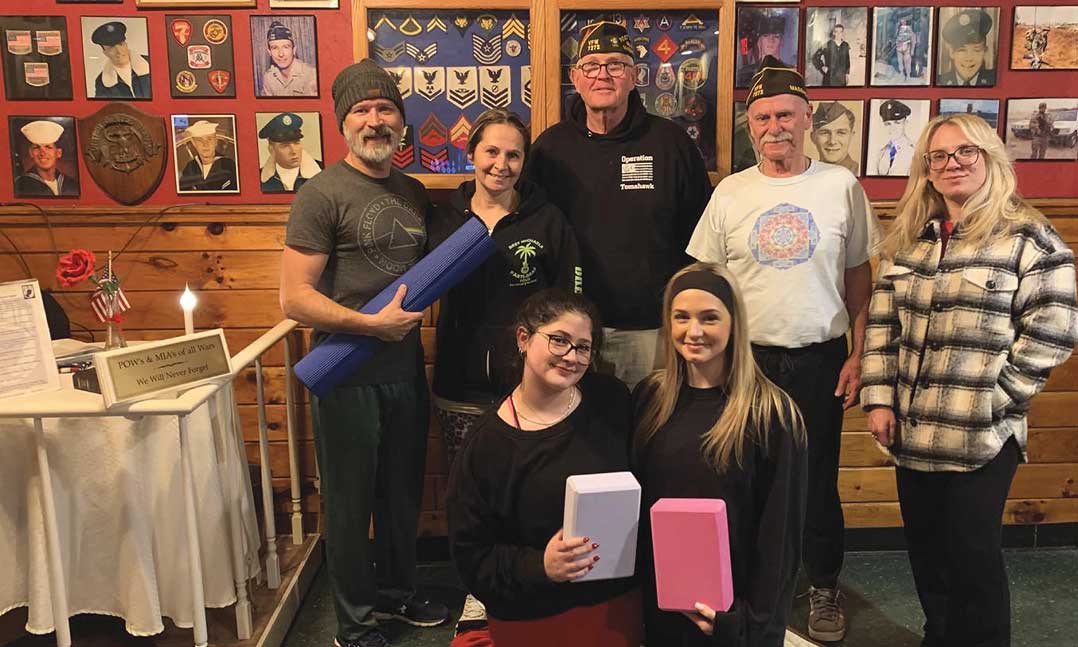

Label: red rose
[56,249,97,287]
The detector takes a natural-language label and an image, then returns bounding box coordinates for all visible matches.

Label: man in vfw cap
[279,59,447,647]
[14,120,79,197]
[260,20,317,96]
[178,119,238,192]
[526,20,712,389]
[937,9,996,86]
[90,20,151,99]
[258,112,323,193]
[687,55,880,644]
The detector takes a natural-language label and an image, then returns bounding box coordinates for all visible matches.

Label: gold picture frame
[135,0,256,8]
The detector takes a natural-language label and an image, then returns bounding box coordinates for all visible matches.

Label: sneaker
[454,594,489,636]
[334,630,389,647]
[808,586,846,642]
[373,594,449,628]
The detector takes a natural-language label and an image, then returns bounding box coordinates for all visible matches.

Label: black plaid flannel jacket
[861,219,1078,471]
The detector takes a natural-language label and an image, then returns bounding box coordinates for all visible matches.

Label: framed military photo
[731,101,758,173]
[865,98,930,176]
[9,116,80,198]
[939,98,1000,130]
[81,17,152,100]
[1005,98,1078,161]
[0,16,73,100]
[735,6,799,88]
[165,15,235,98]
[804,100,864,175]
[804,7,867,87]
[870,6,932,86]
[254,111,324,193]
[251,15,318,97]
[270,0,339,7]
[1011,6,1078,70]
[170,114,240,194]
[935,7,999,86]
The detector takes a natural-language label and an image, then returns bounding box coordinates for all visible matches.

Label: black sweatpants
[896,437,1020,647]
[753,336,847,589]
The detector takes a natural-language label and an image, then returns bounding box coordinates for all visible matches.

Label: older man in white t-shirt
[687,56,880,643]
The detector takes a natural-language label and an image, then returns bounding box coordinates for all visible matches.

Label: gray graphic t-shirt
[286,161,429,385]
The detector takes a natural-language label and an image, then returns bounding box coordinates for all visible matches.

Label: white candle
[180,284,197,335]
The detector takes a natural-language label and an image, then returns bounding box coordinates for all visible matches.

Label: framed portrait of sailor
[251,15,318,97]
[1011,6,1078,70]
[81,16,152,100]
[254,111,324,193]
[9,116,80,198]
[870,6,932,86]
[171,114,240,194]
[935,7,999,86]
[865,98,930,176]
[804,6,867,87]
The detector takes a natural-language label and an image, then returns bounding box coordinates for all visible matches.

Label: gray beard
[347,128,397,165]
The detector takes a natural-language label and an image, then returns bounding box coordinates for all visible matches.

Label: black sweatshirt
[446,373,637,621]
[525,89,713,330]
[632,382,807,647]
[429,180,583,404]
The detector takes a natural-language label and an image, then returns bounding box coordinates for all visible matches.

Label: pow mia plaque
[166,15,235,98]
[79,103,166,205]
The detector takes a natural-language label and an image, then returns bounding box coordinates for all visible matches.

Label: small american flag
[89,271,131,322]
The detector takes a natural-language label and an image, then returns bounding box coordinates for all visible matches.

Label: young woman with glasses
[862,113,1077,645]
[446,289,642,647]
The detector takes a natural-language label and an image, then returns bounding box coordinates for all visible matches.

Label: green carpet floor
[283,549,1078,647]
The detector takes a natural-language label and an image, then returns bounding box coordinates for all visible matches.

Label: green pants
[312,375,430,642]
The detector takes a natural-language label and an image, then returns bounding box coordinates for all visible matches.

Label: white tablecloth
[0,389,261,636]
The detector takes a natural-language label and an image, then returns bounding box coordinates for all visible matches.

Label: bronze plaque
[79,102,166,204]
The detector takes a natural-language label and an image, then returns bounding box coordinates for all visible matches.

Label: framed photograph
[865,98,930,176]
[270,0,339,7]
[735,6,799,87]
[731,101,759,173]
[935,7,998,86]
[170,114,240,194]
[9,116,80,198]
[804,7,868,87]
[559,10,720,169]
[59,1,123,3]
[137,0,255,7]
[0,16,73,100]
[81,17,152,100]
[870,6,932,86]
[165,15,235,98]
[1004,98,1078,161]
[939,98,1000,130]
[251,15,318,97]
[804,100,864,175]
[254,111,324,193]
[1011,6,1078,70]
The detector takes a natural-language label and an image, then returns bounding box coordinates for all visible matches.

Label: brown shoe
[808,586,846,642]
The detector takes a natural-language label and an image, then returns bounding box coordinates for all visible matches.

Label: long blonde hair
[880,113,1046,260]
[634,263,805,470]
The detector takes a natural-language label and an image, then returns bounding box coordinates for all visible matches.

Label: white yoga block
[563,471,641,582]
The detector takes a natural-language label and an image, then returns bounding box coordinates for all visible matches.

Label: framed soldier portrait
[731,101,758,173]
[735,6,799,88]
[865,98,930,176]
[171,114,240,194]
[1011,6,1078,70]
[935,7,999,87]
[1005,98,1078,161]
[870,6,932,86]
[9,116,80,198]
[251,15,318,97]
[81,17,152,100]
[0,16,73,100]
[939,98,1000,130]
[804,7,867,87]
[804,100,864,175]
[254,111,324,193]
[165,15,236,98]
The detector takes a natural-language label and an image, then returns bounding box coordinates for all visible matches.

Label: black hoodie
[526,89,713,329]
[430,179,583,404]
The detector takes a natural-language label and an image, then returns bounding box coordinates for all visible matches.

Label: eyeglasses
[575,61,630,79]
[536,332,593,363]
[923,145,982,170]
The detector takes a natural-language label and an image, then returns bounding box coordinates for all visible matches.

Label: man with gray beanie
[280,58,448,647]
[687,56,880,643]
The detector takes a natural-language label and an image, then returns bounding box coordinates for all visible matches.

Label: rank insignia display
[415,66,445,101]
[472,33,501,65]
[479,65,510,109]
[167,15,234,98]
[393,124,414,169]
[419,113,447,147]
[447,66,477,108]
[426,16,446,33]
[405,41,438,63]
[386,66,413,99]
[450,114,471,150]
[399,15,423,37]
[521,65,531,107]
[476,14,497,32]
[420,147,449,172]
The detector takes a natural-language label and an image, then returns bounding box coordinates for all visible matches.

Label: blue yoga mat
[294,217,495,397]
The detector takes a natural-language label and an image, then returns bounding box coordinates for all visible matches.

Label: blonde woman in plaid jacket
[861,113,1078,647]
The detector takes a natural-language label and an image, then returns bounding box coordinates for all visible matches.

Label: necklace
[513,386,577,426]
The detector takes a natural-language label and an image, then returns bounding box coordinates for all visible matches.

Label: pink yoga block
[650,498,734,613]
